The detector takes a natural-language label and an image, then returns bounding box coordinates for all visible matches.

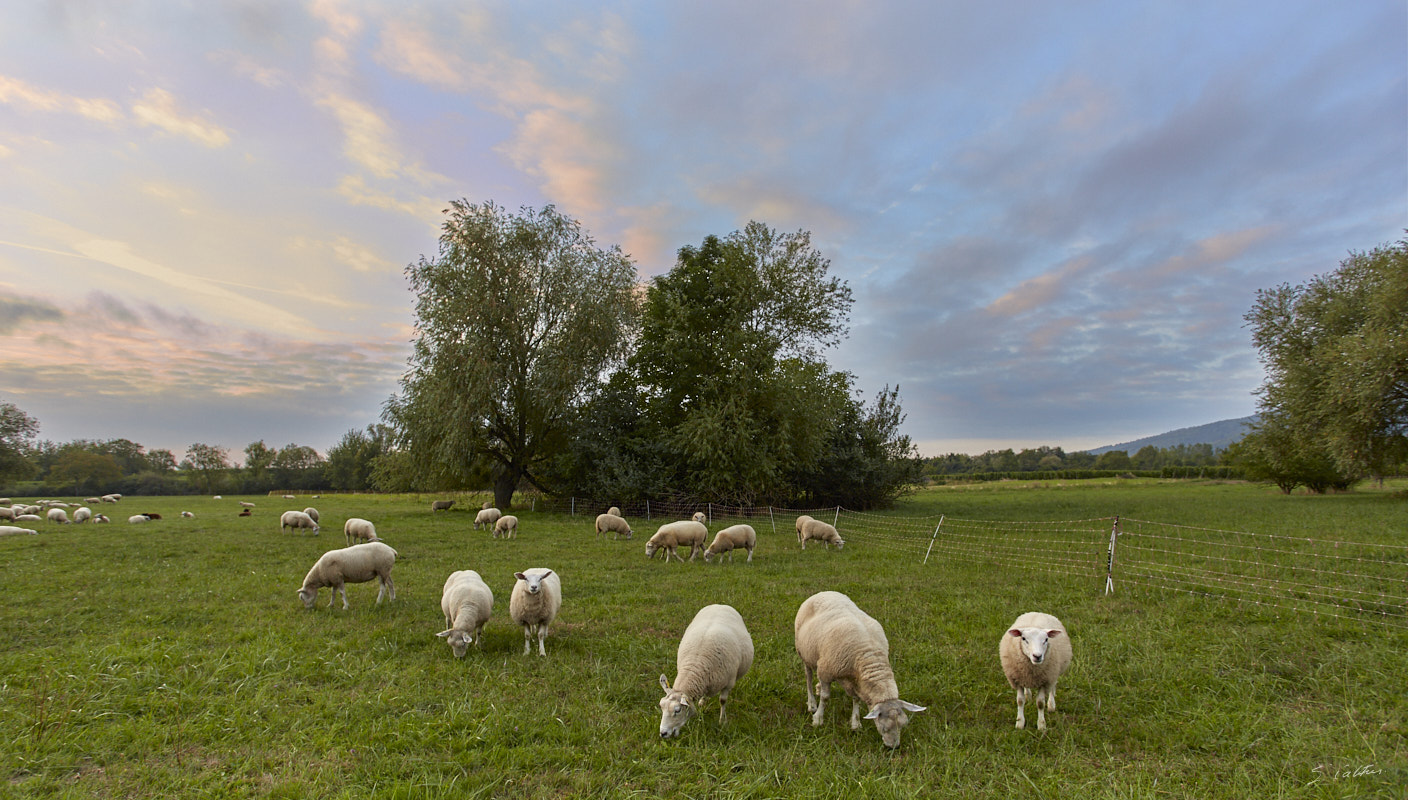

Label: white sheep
[436,570,494,657]
[509,568,561,656]
[0,507,14,521]
[179,511,194,518]
[46,508,70,524]
[213,495,222,500]
[84,497,101,504]
[23,505,41,515]
[645,520,708,563]
[127,514,149,524]
[100,494,120,503]
[493,515,519,539]
[303,507,320,523]
[595,513,633,540]
[691,511,707,524]
[474,507,502,531]
[999,612,1073,731]
[343,518,380,546]
[658,604,754,738]
[93,514,110,523]
[73,507,93,523]
[283,494,296,499]
[794,591,925,749]
[703,524,757,563]
[239,501,256,508]
[297,541,397,610]
[797,515,844,550]
[279,510,320,535]
[431,500,455,511]
[0,525,39,537]
[607,506,622,517]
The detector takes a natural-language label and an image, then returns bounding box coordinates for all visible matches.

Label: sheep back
[646,520,708,560]
[493,515,519,538]
[438,570,494,656]
[674,604,754,698]
[474,507,502,530]
[280,510,319,534]
[344,517,378,545]
[299,542,398,608]
[799,517,843,549]
[704,524,757,561]
[595,513,632,539]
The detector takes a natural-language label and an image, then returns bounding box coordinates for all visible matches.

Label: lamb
[303,507,320,523]
[46,508,70,524]
[493,515,519,538]
[0,525,38,537]
[703,524,757,563]
[474,507,502,531]
[595,512,633,540]
[239,502,256,508]
[645,520,708,563]
[509,568,561,656]
[794,591,925,749]
[343,518,380,546]
[658,604,754,738]
[999,612,1073,731]
[180,511,195,518]
[607,506,622,517]
[297,541,397,610]
[797,516,844,550]
[127,514,149,524]
[431,500,455,511]
[280,510,320,535]
[436,570,494,657]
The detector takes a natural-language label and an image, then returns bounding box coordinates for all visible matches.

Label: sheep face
[864,699,927,749]
[644,541,658,559]
[437,629,475,658]
[657,676,695,738]
[297,588,317,609]
[1008,627,1062,665]
[514,569,553,594]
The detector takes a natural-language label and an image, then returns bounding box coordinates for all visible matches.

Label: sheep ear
[1047,630,1062,638]
[541,569,553,578]
[1008,629,1023,638]
[659,674,671,692]
[863,707,881,720]
[435,630,452,638]
[899,701,926,713]
[514,572,527,581]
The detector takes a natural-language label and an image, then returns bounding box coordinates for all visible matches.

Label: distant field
[2,481,1404,798]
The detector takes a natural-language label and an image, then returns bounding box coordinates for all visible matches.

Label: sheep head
[1008,627,1062,665]
[657,675,695,738]
[864,699,926,749]
[437,628,474,658]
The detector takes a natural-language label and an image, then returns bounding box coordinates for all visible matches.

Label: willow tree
[386,201,641,508]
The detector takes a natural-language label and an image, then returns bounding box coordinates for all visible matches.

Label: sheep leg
[669,547,684,564]
[813,679,831,727]
[536,623,548,656]
[1046,683,1058,712]
[521,624,533,655]
[1035,688,1049,731]
[746,548,753,562]
[718,688,730,724]
[1014,687,1027,730]
[802,662,819,715]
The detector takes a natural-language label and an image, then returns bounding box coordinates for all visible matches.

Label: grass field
[2,480,1405,798]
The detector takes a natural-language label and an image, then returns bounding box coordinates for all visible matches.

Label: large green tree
[1245,238,1408,481]
[386,201,642,508]
[324,425,393,492]
[0,401,39,483]
[183,443,230,494]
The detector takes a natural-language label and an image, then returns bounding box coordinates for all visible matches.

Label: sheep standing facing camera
[509,568,561,656]
[999,612,1072,731]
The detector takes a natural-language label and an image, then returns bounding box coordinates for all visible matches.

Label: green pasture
[1,481,1404,798]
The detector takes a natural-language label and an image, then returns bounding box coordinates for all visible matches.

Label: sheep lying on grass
[431,500,455,512]
[127,514,150,524]
[93,514,110,523]
[794,591,925,749]
[797,515,844,550]
[297,541,397,610]
[510,568,561,656]
[475,507,502,531]
[645,520,708,563]
[239,502,256,508]
[344,518,380,546]
[999,612,1072,731]
[180,511,194,519]
[703,524,756,563]
[595,513,632,540]
[437,570,494,657]
[280,510,319,535]
[659,604,754,738]
[0,525,38,537]
[493,515,519,539]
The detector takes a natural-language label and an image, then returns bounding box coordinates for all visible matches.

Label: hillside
[1087,415,1258,455]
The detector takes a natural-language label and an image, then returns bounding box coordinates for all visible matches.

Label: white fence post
[833,506,840,527]
[923,515,945,565]
[769,506,775,536]
[1105,516,1120,595]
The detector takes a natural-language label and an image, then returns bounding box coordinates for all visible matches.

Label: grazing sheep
[794,591,925,749]
[213,495,222,500]
[279,510,319,535]
[692,511,707,524]
[608,506,622,517]
[797,516,844,550]
[297,541,398,610]
[239,502,256,508]
[85,497,101,504]
[0,525,38,536]
[431,500,455,512]
[0,507,14,521]
[343,517,380,546]
[645,520,708,563]
[72,507,92,523]
[303,507,319,523]
[23,505,41,515]
[493,515,519,539]
[436,570,494,657]
[509,568,561,656]
[658,604,755,738]
[999,612,1073,731]
[595,513,633,540]
[180,511,195,518]
[703,524,757,563]
[46,508,70,524]
[127,514,150,524]
[474,507,502,531]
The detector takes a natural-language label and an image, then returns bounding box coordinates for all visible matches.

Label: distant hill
[1086,415,1258,455]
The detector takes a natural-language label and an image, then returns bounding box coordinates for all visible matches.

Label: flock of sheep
[2,494,1074,747]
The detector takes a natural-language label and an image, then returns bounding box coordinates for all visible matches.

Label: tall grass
[2,481,1404,798]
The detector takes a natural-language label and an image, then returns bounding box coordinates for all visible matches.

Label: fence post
[1105,516,1120,595]
[923,515,945,565]
[571,497,575,517]
[646,500,651,521]
[769,506,775,537]
[833,506,840,528]
[708,502,712,525]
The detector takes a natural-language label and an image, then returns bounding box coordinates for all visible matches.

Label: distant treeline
[923,443,1224,478]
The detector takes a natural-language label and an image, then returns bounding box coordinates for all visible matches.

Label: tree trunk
[494,468,518,510]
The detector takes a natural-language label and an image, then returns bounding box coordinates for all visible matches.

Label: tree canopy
[386,200,642,507]
[0,401,40,483]
[1244,237,1408,484]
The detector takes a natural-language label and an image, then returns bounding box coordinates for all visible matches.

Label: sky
[1,0,1403,462]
